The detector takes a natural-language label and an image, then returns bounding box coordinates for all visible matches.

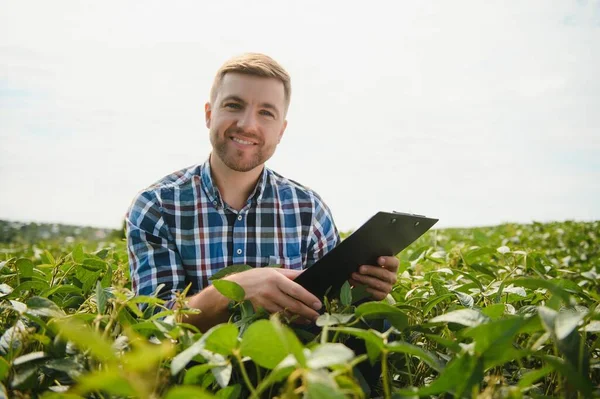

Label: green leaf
[240,320,288,369]
[72,244,85,263]
[14,280,50,294]
[163,385,215,399]
[307,343,354,369]
[170,323,231,375]
[101,264,113,288]
[408,246,429,261]
[75,268,102,294]
[271,315,306,367]
[73,369,135,397]
[472,230,489,245]
[0,357,9,380]
[396,352,483,397]
[94,248,110,259]
[454,291,474,308]
[316,313,354,327]
[538,306,590,377]
[216,384,241,399]
[423,293,455,316]
[307,381,346,399]
[183,364,214,384]
[82,258,107,271]
[212,280,245,302]
[583,320,600,333]
[430,308,489,327]
[329,327,384,364]
[41,250,55,265]
[537,354,593,396]
[16,258,34,278]
[510,278,571,303]
[480,303,505,319]
[386,341,442,371]
[469,263,496,278]
[40,285,82,298]
[205,323,239,356]
[26,296,64,318]
[128,295,166,306]
[209,265,252,280]
[517,365,553,389]
[212,363,232,388]
[96,281,108,314]
[13,351,47,366]
[52,318,116,362]
[463,246,495,264]
[340,281,352,306]
[171,339,207,375]
[554,308,586,340]
[122,340,174,372]
[355,302,409,330]
[39,392,83,399]
[431,278,449,296]
[462,316,530,369]
[0,283,13,297]
[10,364,38,390]
[44,358,84,379]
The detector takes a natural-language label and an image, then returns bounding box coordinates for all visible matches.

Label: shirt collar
[200,156,270,208]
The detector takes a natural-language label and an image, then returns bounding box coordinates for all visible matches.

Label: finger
[291,316,313,325]
[351,272,393,294]
[365,287,388,301]
[378,256,400,273]
[357,265,397,285]
[274,288,321,321]
[278,277,323,311]
[256,300,284,315]
[348,278,361,288]
[274,268,303,279]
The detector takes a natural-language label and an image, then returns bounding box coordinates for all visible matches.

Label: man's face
[206,73,288,173]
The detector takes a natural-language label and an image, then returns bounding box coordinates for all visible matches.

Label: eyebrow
[221,95,280,117]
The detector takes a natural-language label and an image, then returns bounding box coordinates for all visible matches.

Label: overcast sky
[1,1,599,232]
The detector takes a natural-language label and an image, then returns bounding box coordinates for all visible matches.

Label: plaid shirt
[126,158,340,303]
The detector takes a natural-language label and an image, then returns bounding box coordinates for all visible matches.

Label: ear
[205,102,212,129]
[277,120,288,143]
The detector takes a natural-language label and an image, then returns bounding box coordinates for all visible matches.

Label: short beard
[214,141,263,172]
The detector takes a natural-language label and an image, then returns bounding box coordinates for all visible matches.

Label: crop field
[0,220,598,398]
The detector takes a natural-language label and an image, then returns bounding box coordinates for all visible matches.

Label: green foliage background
[0,220,599,398]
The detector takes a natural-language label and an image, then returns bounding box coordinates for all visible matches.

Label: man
[126,53,399,332]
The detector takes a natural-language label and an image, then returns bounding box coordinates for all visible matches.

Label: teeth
[232,137,254,145]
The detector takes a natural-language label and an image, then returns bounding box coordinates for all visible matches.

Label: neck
[209,154,263,211]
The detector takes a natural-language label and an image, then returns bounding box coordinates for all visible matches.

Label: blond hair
[210,53,292,114]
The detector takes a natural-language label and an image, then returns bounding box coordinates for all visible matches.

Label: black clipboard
[294,211,438,301]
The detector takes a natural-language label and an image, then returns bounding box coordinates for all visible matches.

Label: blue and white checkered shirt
[126,158,340,303]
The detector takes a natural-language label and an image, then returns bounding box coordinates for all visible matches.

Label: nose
[236,109,259,133]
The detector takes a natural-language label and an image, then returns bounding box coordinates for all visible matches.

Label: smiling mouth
[230,136,257,145]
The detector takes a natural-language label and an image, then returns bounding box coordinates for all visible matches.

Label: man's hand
[224,268,322,323]
[349,256,399,301]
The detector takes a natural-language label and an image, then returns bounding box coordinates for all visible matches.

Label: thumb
[274,268,303,279]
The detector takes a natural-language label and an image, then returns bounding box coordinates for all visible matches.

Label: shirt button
[212,201,217,205]
[237,215,243,221]
[236,249,242,255]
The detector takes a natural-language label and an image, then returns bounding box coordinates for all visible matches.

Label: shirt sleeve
[305,195,340,268]
[126,189,186,306]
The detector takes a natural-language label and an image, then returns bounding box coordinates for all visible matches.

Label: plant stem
[55,262,77,287]
[321,326,329,344]
[405,353,413,386]
[382,349,391,399]
[235,351,257,397]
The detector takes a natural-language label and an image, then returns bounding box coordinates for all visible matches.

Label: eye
[224,103,242,110]
[260,110,275,118]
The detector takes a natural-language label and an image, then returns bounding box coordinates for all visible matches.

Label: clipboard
[294,211,439,301]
